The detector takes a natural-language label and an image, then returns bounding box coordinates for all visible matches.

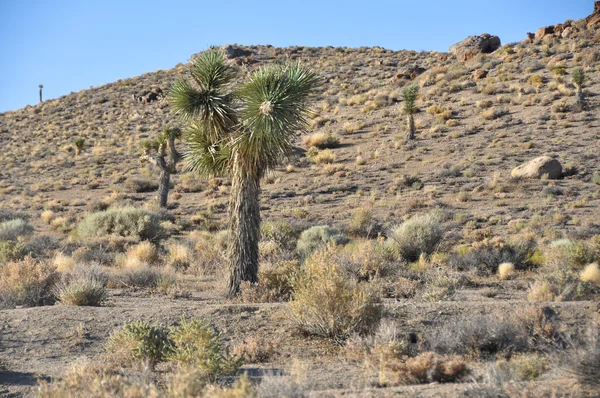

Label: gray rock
[449,34,501,62]
[511,156,562,179]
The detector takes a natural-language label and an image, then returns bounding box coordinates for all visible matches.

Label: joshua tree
[572,67,586,110]
[169,49,319,296]
[140,126,182,208]
[39,84,43,103]
[72,137,85,156]
[402,83,419,141]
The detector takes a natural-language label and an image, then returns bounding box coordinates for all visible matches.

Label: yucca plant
[402,83,419,140]
[169,49,319,296]
[39,84,43,103]
[140,125,181,208]
[572,67,586,110]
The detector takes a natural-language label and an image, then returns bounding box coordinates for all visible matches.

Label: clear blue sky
[0,0,593,112]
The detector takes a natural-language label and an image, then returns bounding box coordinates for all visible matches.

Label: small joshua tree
[72,137,85,156]
[140,126,181,208]
[572,67,586,110]
[39,84,43,103]
[402,83,419,141]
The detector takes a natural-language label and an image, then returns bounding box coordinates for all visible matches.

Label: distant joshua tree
[140,126,182,208]
[39,84,43,103]
[169,49,319,296]
[402,83,419,141]
[572,67,586,110]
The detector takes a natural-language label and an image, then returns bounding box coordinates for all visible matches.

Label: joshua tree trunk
[157,161,170,208]
[39,87,43,103]
[576,85,586,110]
[406,114,415,141]
[226,160,260,297]
[166,136,180,173]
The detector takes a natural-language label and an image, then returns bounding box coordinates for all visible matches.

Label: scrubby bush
[386,352,469,385]
[106,320,172,366]
[0,257,58,309]
[167,317,244,381]
[572,340,600,388]
[54,264,108,306]
[0,239,26,262]
[260,220,297,250]
[429,315,529,357]
[290,248,382,342]
[348,207,379,237]
[449,238,534,275]
[240,260,299,302]
[296,225,350,259]
[76,207,163,241]
[387,213,444,262]
[302,132,340,149]
[0,218,33,241]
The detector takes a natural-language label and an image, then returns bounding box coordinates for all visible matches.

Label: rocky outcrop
[394,66,427,82]
[471,69,488,81]
[132,88,163,104]
[587,1,600,27]
[511,156,563,179]
[535,26,555,39]
[449,34,501,62]
[222,45,253,59]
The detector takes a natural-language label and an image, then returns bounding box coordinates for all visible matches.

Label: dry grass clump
[348,207,378,237]
[53,252,75,272]
[240,260,299,303]
[302,132,339,149]
[312,148,336,164]
[497,262,515,279]
[385,352,469,385]
[290,248,382,341]
[122,241,159,268]
[165,242,192,270]
[387,213,444,262]
[76,207,163,241]
[580,263,600,285]
[106,320,171,366]
[0,257,58,309]
[571,340,600,389]
[54,264,108,306]
[232,336,277,364]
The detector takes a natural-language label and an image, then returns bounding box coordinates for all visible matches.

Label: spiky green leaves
[183,122,231,176]
[572,67,585,88]
[190,50,237,91]
[402,83,419,115]
[236,63,320,173]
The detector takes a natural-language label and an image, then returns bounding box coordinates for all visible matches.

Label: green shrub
[76,207,163,241]
[0,218,33,241]
[296,225,350,259]
[54,265,108,306]
[167,317,244,381]
[0,257,58,309]
[261,220,297,250]
[387,213,444,262]
[290,248,382,342]
[0,240,26,262]
[106,320,172,366]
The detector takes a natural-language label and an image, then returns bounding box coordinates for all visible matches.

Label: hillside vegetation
[1,5,600,397]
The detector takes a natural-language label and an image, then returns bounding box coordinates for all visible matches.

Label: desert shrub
[0,257,58,309]
[387,213,444,262]
[296,225,350,259]
[312,148,336,164]
[76,207,163,241]
[190,231,228,277]
[165,242,193,270]
[0,239,26,262]
[497,262,515,279]
[0,218,33,241]
[106,320,172,366]
[232,336,277,364]
[54,264,108,306]
[581,263,600,286]
[334,240,395,281]
[302,132,339,149]
[167,317,244,381]
[348,207,379,237]
[260,220,297,250]
[124,179,158,193]
[290,248,382,342]
[420,268,467,302]
[449,238,534,275]
[502,353,549,380]
[111,265,163,289]
[429,315,529,357]
[122,241,159,267]
[240,260,299,302]
[386,352,469,385]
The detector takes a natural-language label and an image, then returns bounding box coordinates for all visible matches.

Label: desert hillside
[1,3,600,398]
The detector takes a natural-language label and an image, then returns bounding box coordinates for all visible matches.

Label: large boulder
[222,45,253,59]
[586,1,600,28]
[449,34,501,62]
[511,156,563,179]
[535,26,555,39]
